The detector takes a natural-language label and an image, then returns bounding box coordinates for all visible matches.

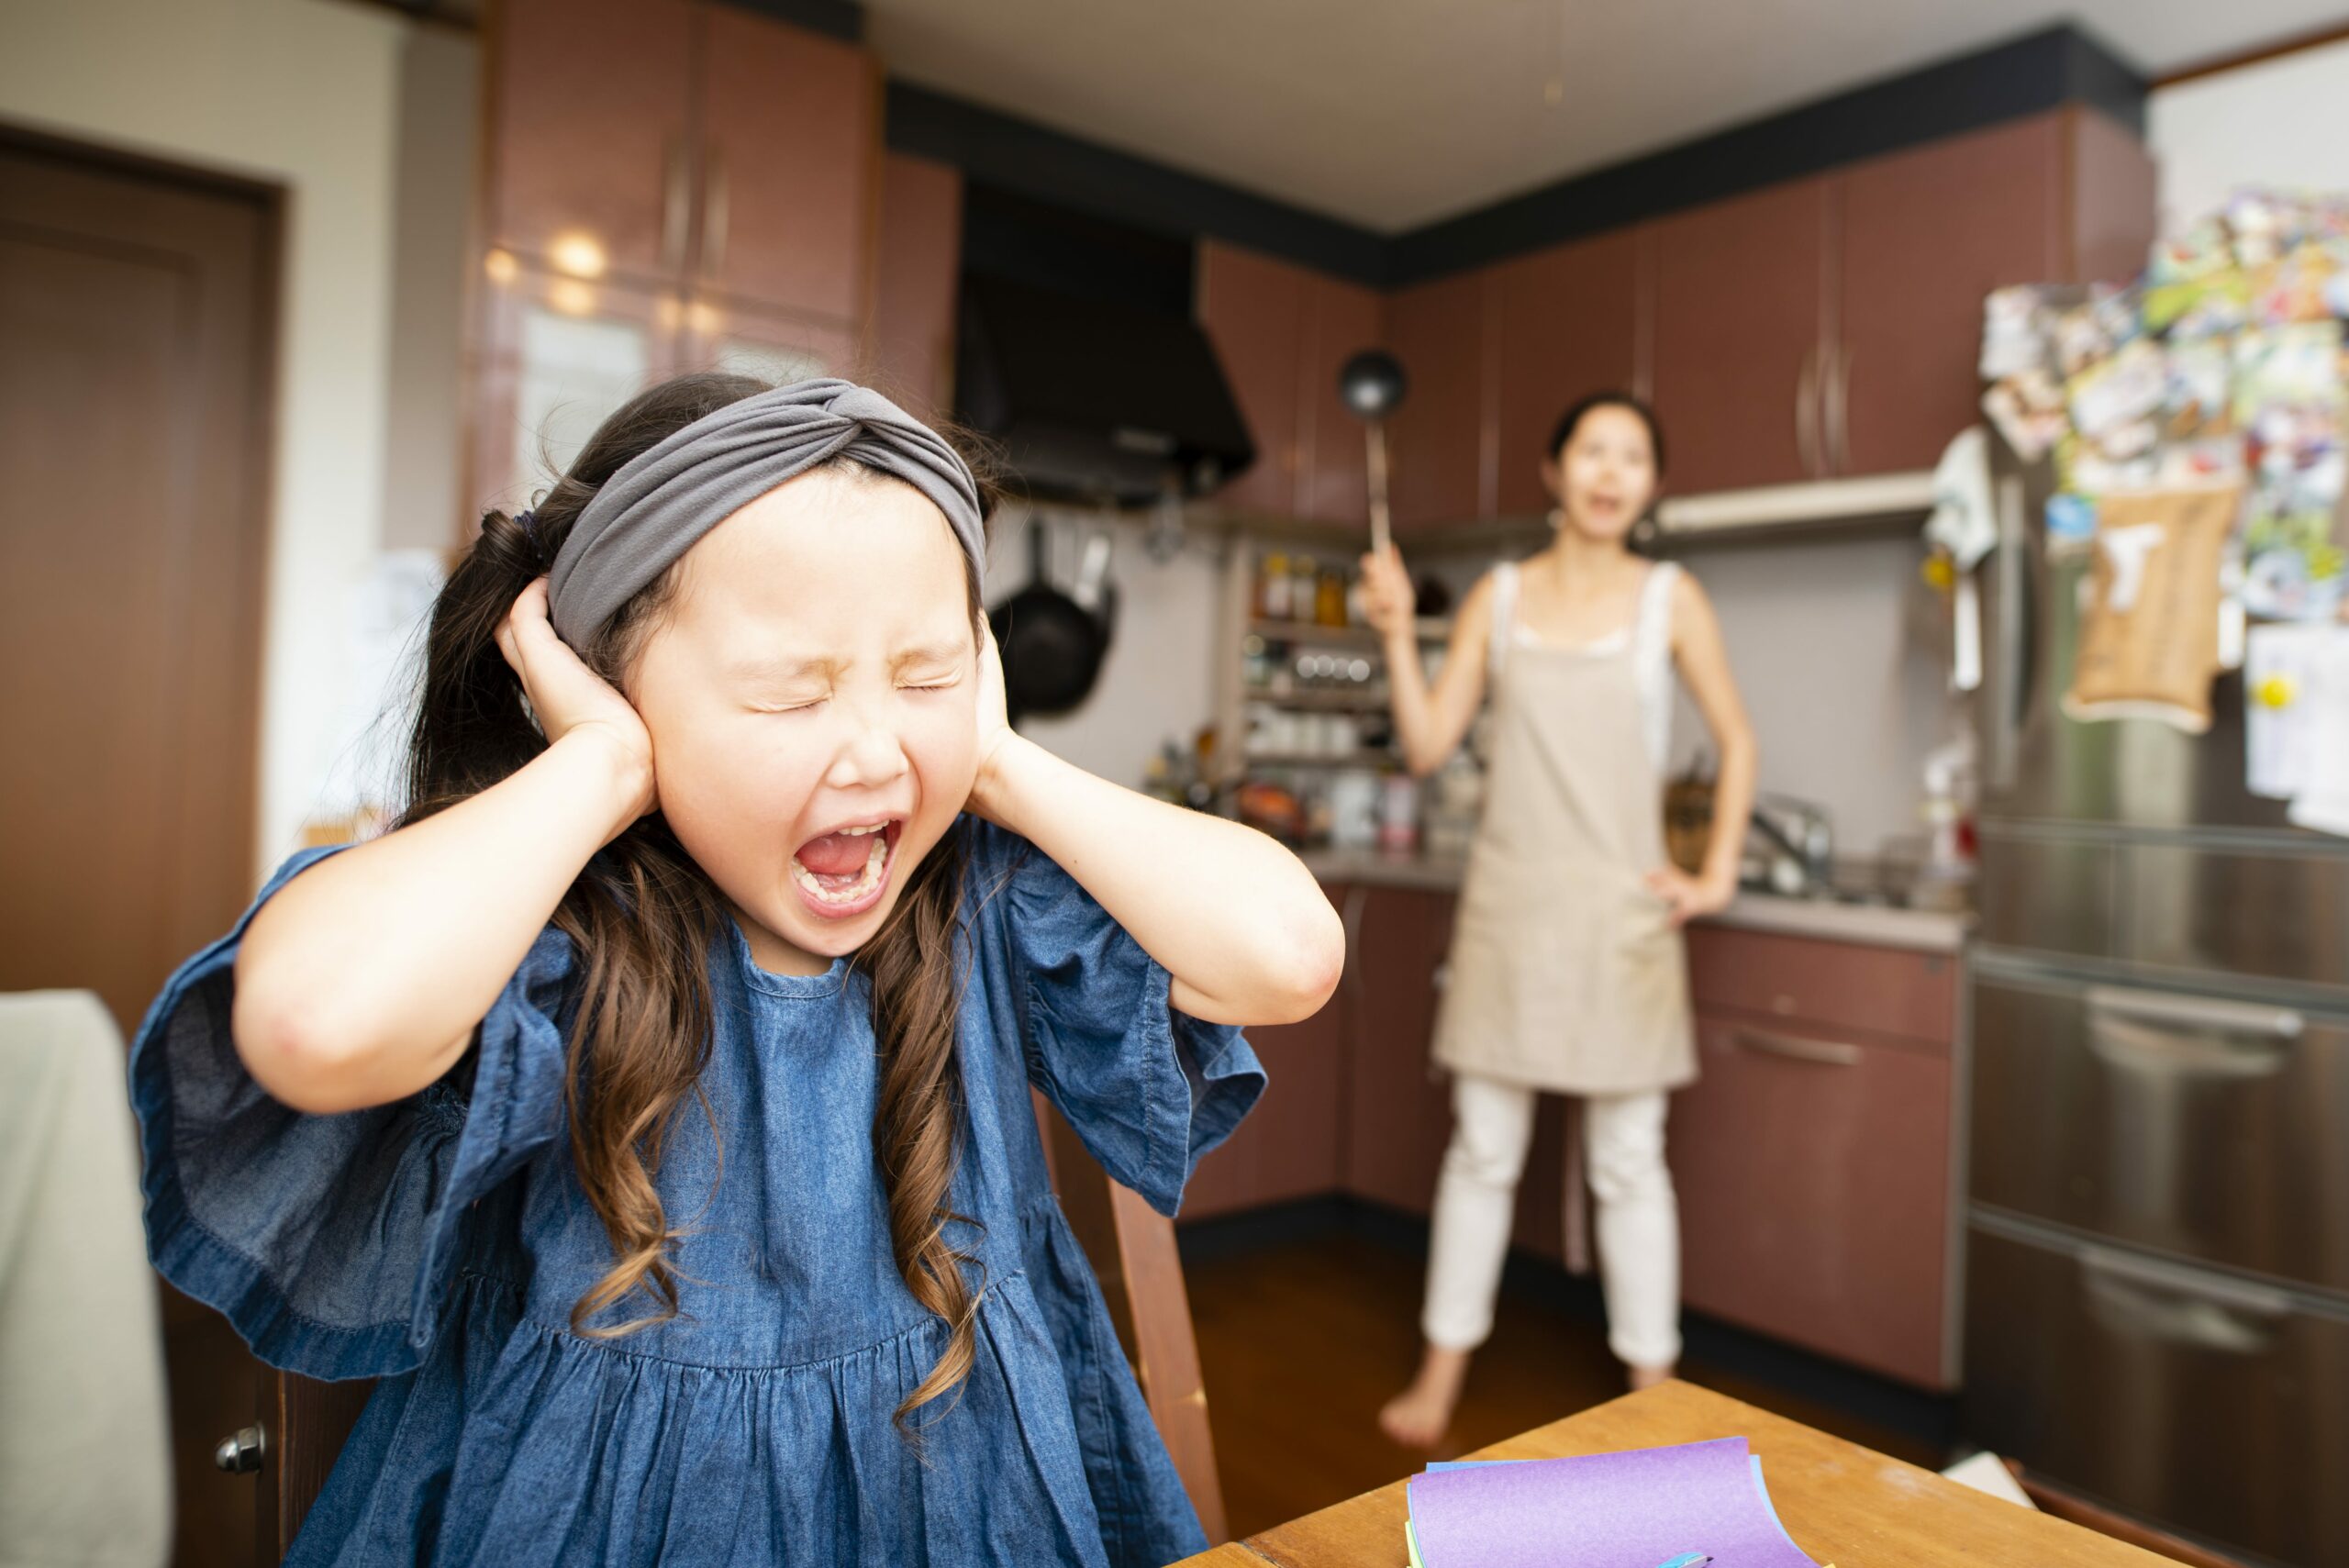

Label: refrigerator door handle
[2086,985,2305,1040]
[2078,1243,2293,1354]
[1987,472,2034,792]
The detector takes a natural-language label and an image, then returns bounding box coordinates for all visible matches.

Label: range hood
[955,276,1256,506]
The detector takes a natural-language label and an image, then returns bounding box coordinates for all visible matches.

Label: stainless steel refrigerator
[1963,441,2349,1568]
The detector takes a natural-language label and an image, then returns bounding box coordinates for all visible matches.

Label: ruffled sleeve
[128,846,574,1381]
[963,820,1265,1218]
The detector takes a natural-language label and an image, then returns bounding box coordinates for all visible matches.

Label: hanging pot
[988,519,1118,725]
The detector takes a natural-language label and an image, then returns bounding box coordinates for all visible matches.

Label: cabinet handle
[1794,346,1821,478]
[703,142,730,282]
[2079,1243,2290,1354]
[1733,1028,1860,1067]
[213,1423,266,1474]
[662,136,690,275]
[1825,345,1851,473]
[2087,985,2303,1040]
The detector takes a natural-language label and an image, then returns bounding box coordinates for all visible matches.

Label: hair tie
[514,507,541,552]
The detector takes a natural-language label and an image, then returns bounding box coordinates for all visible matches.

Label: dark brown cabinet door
[1670,1013,1952,1388]
[1298,272,1383,525]
[1490,230,1642,517]
[1384,272,1493,530]
[1182,978,1346,1220]
[1648,178,1830,494]
[1342,889,1458,1214]
[695,4,875,325]
[870,152,963,419]
[1197,240,1308,517]
[1836,117,2061,476]
[488,0,694,284]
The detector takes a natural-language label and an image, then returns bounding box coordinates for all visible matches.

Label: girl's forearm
[232,729,644,1112]
[972,735,1343,1027]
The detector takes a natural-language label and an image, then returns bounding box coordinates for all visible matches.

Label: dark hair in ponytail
[402,371,991,1430]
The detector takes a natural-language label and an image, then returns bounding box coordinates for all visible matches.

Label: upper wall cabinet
[695,7,877,325]
[1385,270,1492,530]
[489,0,696,286]
[870,153,964,419]
[1488,229,1644,517]
[1648,177,1833,495]
[485,0,874,327]
[1197,243,1386,525]
[474,0,879,512]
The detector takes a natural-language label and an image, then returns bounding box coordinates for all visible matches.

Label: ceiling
[863,0,2343,231]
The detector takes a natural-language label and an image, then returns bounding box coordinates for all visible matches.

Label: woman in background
[1361,393,1756,1448]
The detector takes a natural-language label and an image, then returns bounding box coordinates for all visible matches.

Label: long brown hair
[403,372,989,1426]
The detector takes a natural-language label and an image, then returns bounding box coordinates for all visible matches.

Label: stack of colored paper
[1404,1436,1825,1568]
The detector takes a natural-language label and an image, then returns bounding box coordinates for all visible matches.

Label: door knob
[213,1423,266,1474]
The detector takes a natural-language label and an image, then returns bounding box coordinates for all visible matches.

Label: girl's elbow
[1264,898,1346,1024]
[231,975,376,1114]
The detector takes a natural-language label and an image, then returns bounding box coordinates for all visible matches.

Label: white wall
[1665,533,1958,860]
[2149,36,2349,234]
[985,506,1226,787]
[1,0,407,874]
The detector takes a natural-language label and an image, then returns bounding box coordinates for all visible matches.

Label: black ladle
[1339,349,1408,555]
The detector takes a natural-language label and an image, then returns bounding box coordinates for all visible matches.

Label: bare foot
[1626,1362,1675,1393]
[1379,1344,1471,1450]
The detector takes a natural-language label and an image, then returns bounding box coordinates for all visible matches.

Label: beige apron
[1431,563,1696,1095]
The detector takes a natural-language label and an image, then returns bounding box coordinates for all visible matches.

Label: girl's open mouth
[789,818,903,918]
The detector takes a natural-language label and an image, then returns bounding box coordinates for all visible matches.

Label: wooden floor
[1185,1227,1946,1540]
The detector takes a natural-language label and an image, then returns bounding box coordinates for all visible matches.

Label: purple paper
[1406,1437,1820,1568]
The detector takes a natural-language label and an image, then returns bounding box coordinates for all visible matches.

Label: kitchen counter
[1297,848,1971,953]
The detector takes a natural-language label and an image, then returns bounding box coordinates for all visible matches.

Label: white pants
[1420,1074,1682,1369]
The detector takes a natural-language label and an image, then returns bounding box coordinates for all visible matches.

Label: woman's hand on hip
[1645,863,1735,928]
[495,577,657,824]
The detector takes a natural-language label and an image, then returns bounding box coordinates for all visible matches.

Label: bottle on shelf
[1257,551,1292,621]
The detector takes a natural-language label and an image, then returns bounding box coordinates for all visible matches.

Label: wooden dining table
[1174,1380,2176,1568]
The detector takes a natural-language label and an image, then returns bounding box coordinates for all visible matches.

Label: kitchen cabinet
[1197,245,1385,525]
[473,0,877,517]
[1490,230,1644,517]
[1648,178,1831,495]
[1197,242,1308,518]
[1297,272,1384,525]
[1836,117,2064,475]
[1342,887,1459,1214]
[1672,925,1958,1388]
[1184,962,1348,1221]
[871,153,963,418]
[694,6,877,324]
[487,0,695,285]
[1385,272,1494,529]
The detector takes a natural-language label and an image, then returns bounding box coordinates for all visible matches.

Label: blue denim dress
[129,820,1264,1567]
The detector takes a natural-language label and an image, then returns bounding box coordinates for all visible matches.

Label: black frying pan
[988,520,1117,725]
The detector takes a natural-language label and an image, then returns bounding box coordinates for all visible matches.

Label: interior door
[0,130,275,1568]
[1648,178,1830,494]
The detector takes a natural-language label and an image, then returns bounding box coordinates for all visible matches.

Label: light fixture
[548,278,597,317]
[483,248,518,285]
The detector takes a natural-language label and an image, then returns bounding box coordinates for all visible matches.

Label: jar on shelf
[1314,567,1348,628]
[1290,555,1318,621]
[1257,552,1291,621]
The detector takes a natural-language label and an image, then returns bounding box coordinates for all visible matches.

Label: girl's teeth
[791,831,888,906]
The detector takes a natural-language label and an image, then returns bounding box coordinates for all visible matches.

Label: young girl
[1364,394,1755,1449]
[130,374,1342,1566]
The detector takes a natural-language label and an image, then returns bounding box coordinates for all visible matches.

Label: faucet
[1749,799,1835,896]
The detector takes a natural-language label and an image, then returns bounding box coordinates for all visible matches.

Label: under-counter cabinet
[1672,924,1961,1389]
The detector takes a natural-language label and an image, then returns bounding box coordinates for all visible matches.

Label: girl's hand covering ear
[495,578,658,823]
[967,618,1017,825]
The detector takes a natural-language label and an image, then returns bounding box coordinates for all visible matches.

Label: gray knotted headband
[546,377,985,646]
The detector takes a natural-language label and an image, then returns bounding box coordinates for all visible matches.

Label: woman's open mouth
[789,818,903,918]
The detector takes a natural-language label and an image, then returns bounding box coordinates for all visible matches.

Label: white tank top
[1487,559,1680,772]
